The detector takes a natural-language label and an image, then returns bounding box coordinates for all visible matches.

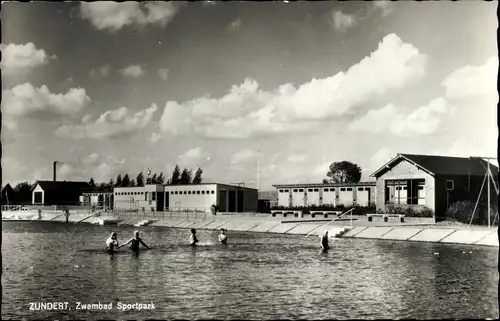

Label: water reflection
[1,222,498,320]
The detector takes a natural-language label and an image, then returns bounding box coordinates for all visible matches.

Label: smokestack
[53,161,57,182]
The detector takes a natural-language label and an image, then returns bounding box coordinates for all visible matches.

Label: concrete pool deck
[2,211,498,247]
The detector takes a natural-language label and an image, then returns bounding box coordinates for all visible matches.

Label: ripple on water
[1,222,498,320]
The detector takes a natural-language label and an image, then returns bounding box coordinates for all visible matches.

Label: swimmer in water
[218,228,228,244]
[320,231,330,251]
[106,232,119,253]
[189,228,198,246]
[119,231,150,252]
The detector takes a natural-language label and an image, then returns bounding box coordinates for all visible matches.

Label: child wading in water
[119,231,150,252]
[218,228,228,244]
[105,232,119,253]
[189,229,199,246]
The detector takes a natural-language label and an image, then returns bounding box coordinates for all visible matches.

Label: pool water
[2,222,498,320]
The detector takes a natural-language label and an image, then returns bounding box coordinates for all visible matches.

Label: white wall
[166,184,217,210]
[114,184,163,210]
[338,187,354,206]
[32,184,44,204]
[277,188,290,207]
[306,188,320,206]
[291,188,305,207]
[321,187,336,206]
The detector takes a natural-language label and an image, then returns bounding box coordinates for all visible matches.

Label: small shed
[32,181,90,206]
[370,153,498,217]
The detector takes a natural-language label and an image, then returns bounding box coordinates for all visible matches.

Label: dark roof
[273,181,376,188]
[35,181,90,192]
[371,153,499,178]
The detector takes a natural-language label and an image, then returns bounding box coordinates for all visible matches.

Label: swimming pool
[2,222,498,320]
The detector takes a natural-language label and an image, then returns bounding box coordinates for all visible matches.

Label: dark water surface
[2,222,498,320]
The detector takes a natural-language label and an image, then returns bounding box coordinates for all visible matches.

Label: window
[446,180,454,191]
[340,188,345,191]
[202,191,205,194]
[346,188,352,191]
[189,191,192,194]
[324,188,329,191]
[308,189,313,192]
[197,191,200,195]
[358,188,363,191]
[293,189,298,192]
[144,192,148,201]
[285,189,289,192]
[211,191,215,194]
[385,179,425,205]
[279,189,284,193]
[299,189,304,192]
[313,189,319,192]
[330,188,335,192]
[152,192,156,201]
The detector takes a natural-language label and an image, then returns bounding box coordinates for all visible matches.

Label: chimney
[53,161,57,182]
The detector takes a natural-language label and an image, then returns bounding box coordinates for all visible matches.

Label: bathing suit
[129,238,140,252]
[219,234,227,244]
[190,235,198,246]
[321,236,330,250]
[106,238,117,252]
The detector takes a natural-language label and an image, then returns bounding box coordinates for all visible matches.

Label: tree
[179,168,192,184]
[322,178,329,184]
[89,177,96,187]
[151,173,157,184]
[171,165,181,185]
[122,174,131,187]
[156,172,165,184]
[130,179,136,187]
[115,174,122,187]
[13,182,33,204]
[325,161,362,184]
[108,178,115,189]
[192,167,203,184]
[136,172,144,187]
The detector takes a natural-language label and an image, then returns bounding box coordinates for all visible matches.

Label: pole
[488,160,491,228]
[257,150,261,191]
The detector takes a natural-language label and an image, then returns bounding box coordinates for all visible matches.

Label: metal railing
[111,206,212,221]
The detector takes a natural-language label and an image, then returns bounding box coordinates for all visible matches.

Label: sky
[1,1,498,190]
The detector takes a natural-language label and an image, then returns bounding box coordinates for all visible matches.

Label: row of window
[171,190,215,195]
[115,190,216,196]
[279,187,371,193]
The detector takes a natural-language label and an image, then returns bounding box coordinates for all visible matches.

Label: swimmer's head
[110,232,117,239]
[134,231,139,237]
[220,228,225,233]
[324,231,328,236]
[191,228,196,234]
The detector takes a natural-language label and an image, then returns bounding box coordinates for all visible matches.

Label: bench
[366,213,405,223]
[309,210,343,218]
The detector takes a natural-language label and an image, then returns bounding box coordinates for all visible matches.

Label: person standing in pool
[189,229,199,246]
[106,232,119,253]
[320,231,330,251]
[119,231,150,252]
[218,228,228,244]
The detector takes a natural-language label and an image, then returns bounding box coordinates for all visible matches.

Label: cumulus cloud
[368,148,394,171]
[287,154,307,163]
[81,153,100,165]
[2,83,91,117]
[158,68,169,81]
[442,57,498,101]
[330,11,357,31]
[177,147,211,167]
[94,157,127,181]
[159,33,426,139]
[230,149,260,165]
[119,64,144,78]
[149,132,161,144]
[349,97,452,137]
[54,104,158,139]
[0,42,55,75]
[89,64,111,78]
[80,2,181,32]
